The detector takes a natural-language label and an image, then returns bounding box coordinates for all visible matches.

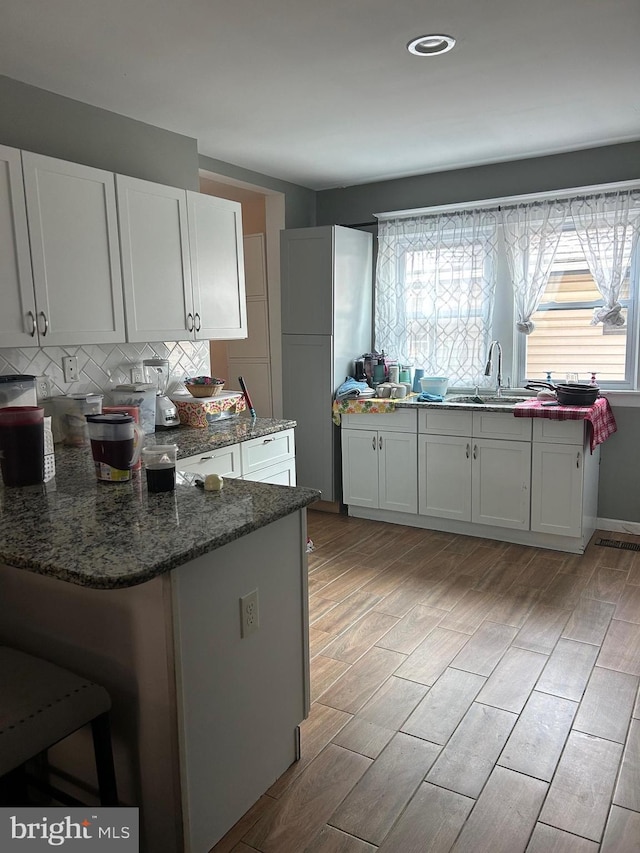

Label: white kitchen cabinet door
[418,434,472,521]
[22,152,125,346]
[0,145,37,347]
[342,428,416,512]
[342,429,380,508]
[531,442,583,537]
[117,175,193,342]
[187,192,247,340]
[378,430,417,513]
[472,438,531,530]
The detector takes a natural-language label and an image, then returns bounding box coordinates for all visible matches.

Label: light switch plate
[62,356,78,382]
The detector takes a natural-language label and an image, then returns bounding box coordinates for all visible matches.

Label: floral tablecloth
[332,397,401,425]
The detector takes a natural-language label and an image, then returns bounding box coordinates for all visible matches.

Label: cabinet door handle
[466,443,470,459]
[378,436,383,450]
[186,313,194,332]
[200,456,212,461]
[473,444,477,459]
[372,436,376,451]
[27,311,37,337]
[576,452,581,469]
[194,312,201,332]
[38,311,49,337]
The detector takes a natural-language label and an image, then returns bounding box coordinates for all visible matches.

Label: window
[523,228,634,385]
[375,184,640,391]
[375,211,498,386]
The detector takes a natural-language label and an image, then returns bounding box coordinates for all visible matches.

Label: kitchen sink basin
[446,395,529,406]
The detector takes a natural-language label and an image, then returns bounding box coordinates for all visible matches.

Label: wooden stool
[0,646,118,806]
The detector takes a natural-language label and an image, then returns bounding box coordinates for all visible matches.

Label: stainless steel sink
[446,395,529,406]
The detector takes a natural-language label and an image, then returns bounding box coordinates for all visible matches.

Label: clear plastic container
[0,375,37,408]
[52,393,103,447]
[86,414,143,482]
[111,385,156,435]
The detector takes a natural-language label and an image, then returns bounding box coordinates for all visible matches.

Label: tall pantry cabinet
[281,225,373,502]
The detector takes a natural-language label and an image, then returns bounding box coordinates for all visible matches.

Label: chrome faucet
[484,340,503,396]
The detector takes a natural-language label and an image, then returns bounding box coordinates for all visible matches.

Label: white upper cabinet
[0,145,37,347]
[22,152,125,346]
[187,192,247,340]
[118,179,247,342]
[117,175,193,342]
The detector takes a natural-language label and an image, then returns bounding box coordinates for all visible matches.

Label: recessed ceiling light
[407,34,456,56]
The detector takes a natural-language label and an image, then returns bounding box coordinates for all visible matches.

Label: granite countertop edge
[0,417,320,591]
[395,399,526,413]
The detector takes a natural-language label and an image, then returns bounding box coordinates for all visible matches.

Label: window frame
[514,235,640,390]
[376,180,640,393]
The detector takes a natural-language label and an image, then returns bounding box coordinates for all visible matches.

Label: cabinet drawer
[472,411,532,440]
[177,444,242,478]
[241,428,295,476]
[243,458,296,486]
[419,409,473,436]
[341,411,417,432]
[533,418,585,445]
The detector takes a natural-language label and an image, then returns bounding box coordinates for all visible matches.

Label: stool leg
[91,713,118,806]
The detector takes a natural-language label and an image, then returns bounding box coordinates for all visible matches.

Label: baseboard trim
[596,517,640,535]
[310,500,342,514]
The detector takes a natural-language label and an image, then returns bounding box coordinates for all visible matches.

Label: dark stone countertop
[0,418,319,590]
[144,416,297,458]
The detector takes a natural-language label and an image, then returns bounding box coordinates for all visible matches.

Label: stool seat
[0,646,117,805]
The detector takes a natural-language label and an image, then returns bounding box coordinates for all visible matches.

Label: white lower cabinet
[472,438,531,530]
[342,408,599,553]
[530,419,598,540]
[342,422,417,514]
[418,434,471,521]
[176,428,296,485]
[418,434,531,530]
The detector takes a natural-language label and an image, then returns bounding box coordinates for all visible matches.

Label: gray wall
[316,144,640,524]
[316,142,640,226]
[0,75,201,189]
[199,154,316,229]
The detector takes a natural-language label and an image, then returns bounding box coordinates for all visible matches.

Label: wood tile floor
[212,512,640,853]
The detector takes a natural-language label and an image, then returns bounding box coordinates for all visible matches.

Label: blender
[143,358,180,429]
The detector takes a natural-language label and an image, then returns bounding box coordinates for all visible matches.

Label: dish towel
[417,393,445,402]
[513,397,617,452]
[335,377,375,401]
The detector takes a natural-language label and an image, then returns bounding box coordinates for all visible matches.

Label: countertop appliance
[143,358,180,429]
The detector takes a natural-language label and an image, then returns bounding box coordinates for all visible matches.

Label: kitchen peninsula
[0,417,319,853]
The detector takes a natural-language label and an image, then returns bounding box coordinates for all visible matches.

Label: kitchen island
[0,417,319,852]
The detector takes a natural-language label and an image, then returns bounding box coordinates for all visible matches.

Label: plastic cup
[0,406,45,487]
[142,444,178,493]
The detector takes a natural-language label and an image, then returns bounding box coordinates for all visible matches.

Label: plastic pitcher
[86,414,144,483]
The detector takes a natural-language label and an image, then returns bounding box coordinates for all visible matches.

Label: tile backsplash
[0,341,211,400]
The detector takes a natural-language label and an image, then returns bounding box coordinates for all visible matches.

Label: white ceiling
[1,0,639,191]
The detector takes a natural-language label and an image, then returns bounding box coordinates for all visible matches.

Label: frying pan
[525,381,599,406]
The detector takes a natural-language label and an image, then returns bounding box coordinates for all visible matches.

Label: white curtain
[501,200,568,335]
[570,190,640,327]
[375,210,499,385]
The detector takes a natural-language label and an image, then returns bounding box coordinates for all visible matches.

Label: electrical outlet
[62,356,78,382]
[240,588,260,638]
[130,366,144,384]
[35,376,51,400]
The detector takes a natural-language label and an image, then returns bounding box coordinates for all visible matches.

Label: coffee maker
[142,358,180,429]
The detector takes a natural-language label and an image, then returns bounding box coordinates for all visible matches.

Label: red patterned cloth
[513,396,617,452]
